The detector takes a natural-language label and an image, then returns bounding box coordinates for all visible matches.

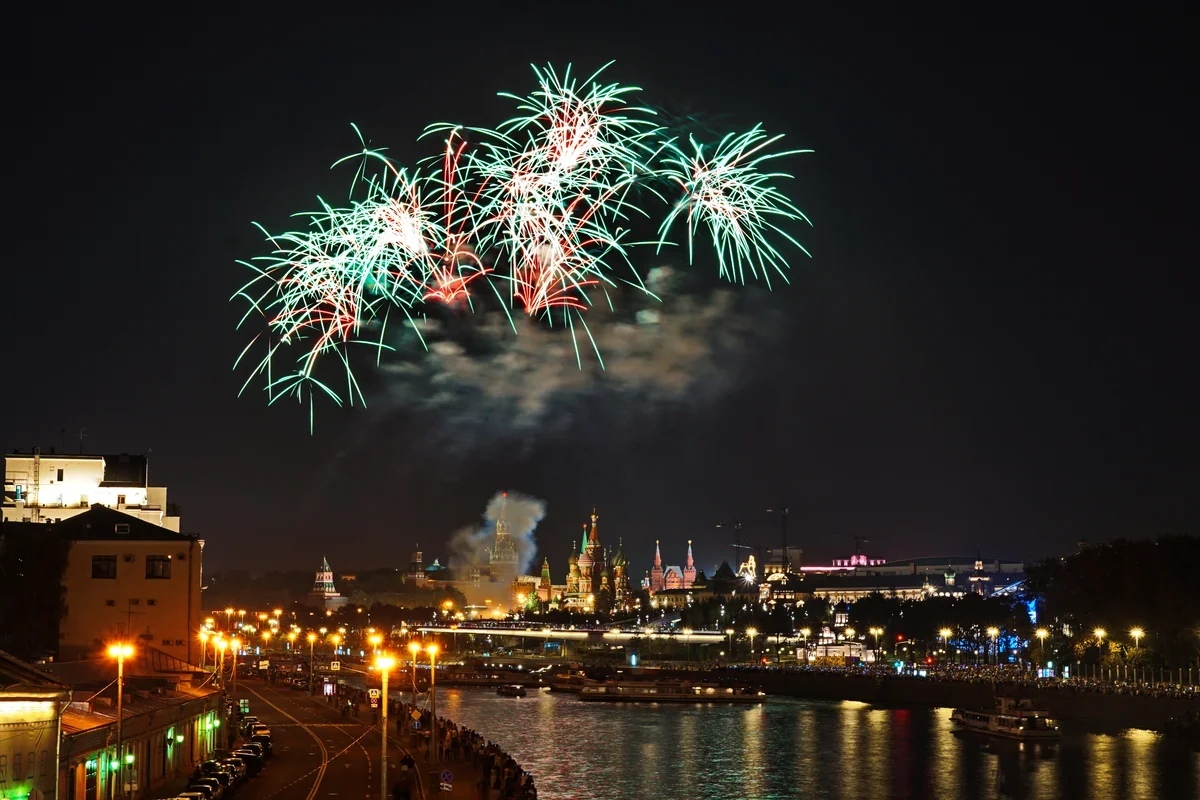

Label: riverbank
[705,667,1200,730]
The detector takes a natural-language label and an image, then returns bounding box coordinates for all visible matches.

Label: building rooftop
[43,505,192,542]
[880,555,1023,568]
[5,450,149,487]
[0,649,69,698]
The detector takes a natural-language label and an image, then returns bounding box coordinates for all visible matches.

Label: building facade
[0,650,72,800]
[308,557,349,610]
[54,507,204,663]
[644,540,699,594]
[48,648,220,800]
[3,450,180,531]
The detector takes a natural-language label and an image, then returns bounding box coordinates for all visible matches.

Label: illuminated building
[47,648,220,800]
[0,506,204,664]
[0,650,71,800]
[3,449,180,531]
[644,540,698,594]
[309,557,348,610]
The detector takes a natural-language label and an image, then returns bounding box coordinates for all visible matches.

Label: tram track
[241,682,375,800]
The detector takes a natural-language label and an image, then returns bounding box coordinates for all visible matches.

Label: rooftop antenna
[78,428,87,454]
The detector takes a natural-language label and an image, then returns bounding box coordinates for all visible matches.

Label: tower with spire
[577,524,594,595]
[611,538,629,608]
[650,540,665,592]
[683,540,697,587]
[308,557,347,610]
[489,491,519,581]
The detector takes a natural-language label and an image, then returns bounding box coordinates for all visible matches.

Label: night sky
[4,14,1192,578]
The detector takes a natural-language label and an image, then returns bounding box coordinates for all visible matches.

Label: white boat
[496,684,527,697]
[578,680,764,704]
[951,697,1060,741]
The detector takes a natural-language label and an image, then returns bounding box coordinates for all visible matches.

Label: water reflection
[437,688,1200,800]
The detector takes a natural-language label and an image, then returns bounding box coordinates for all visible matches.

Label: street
[233,678,418,800]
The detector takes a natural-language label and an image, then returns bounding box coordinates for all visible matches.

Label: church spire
[654,540,662,567]
[687,540,694,568]
[589,507,601,548]
[581,524,589,554]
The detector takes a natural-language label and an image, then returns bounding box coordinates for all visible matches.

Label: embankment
[712,669,1199,730]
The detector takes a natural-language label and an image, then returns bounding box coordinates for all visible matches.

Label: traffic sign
[368,688,381,698]
[439,769,453,792]
[410,710,421,721]
[441,770,453,783]
[330,661,340,671]
[412,719,421,730]
[370,698,379,708]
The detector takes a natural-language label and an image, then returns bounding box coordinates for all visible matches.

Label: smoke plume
[370,265,783,450]
[447,490,546,577]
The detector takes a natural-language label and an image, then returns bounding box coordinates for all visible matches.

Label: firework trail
[233,63,811,429]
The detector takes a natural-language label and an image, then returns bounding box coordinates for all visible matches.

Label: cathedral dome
[611,550,626,568]
[568,552,578,565]
[578,549,594,569]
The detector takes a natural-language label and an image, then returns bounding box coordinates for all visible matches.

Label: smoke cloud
[371,265,783,449]
[447,490,546,577]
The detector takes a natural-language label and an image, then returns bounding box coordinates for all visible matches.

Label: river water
[437,688,1199,800]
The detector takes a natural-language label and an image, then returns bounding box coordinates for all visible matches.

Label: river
[436,687,1199,799]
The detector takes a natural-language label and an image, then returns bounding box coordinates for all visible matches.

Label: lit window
[56,468,64,481]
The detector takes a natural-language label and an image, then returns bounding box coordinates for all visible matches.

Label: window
[174,639,184,646]
[146,555,171,579]
[12,754,20,782]
[56,468,64,481]
[13,484,21,501]
[162,638,171,646]
[91,555,117,579]
[80,494,89,506]
[27,752,34,778]
[147,598,157,606]
[117,494,126,505]
[105,600,115,607]
[39,749,47,777]
[129,599,140,606]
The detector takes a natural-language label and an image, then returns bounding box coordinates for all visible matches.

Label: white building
[3,450,180,531]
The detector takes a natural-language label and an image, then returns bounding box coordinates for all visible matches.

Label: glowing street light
[426,643,441,763]
[307,632,318,695]
[106,642,134,799]
[199,630,210,671]
[986,627,1000,665]
[746,627,759,661]
[869,627,884,662]
[1035,628,1049,670]
[369,633,383,654]
[375,654,396,800]
[408,641,422,698]
[1130,627,1144,648]
[725,628,735,659]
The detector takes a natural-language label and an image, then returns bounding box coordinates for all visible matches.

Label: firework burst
[234,63,811,427]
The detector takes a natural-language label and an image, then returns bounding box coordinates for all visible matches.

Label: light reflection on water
[437,688,1200,800]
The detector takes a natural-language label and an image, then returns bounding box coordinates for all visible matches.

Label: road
[231,678,419,800]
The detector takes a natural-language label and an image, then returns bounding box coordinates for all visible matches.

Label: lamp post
[214,637,228,747]
[106,643,133,800]
[369,633,383,655]
[1034,628,1048,673]
[681,628,693,662]
[800,628,811,661]
[746,627,759,662]
[426,643,440,763]
[199,630,209,671]
[725,628,735,661]
[869,627,884,663]
[307,632,318,695]
[986,627,1000,666]
[408,641,421,702]
[1094,628,1107,680]
[375,654,395,800]
[1130,627,1144,649]
[230,638,241,707]
[939,628,953,663]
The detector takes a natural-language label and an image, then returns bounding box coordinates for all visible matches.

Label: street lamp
[939,628,953,661]
[800,628,812,660]
[224,608,234,630]
[426,643,440,764]
[375,654,396,800]
[307,632,318,695]
[725,628,735,660]
[1130,627,1144,649]
[230,638,241,701]
[869,627,884,662]
[986,627,1000,666]
[1035,628,1049,672]
[681,628,693,662]
[369,633,383,654]
[1094,628,1107,680]
[106,643,134,800]
[199,630,210,671]
[746,627,759,662]
[408,641,421,700]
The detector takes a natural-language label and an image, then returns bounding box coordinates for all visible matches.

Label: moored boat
[578,680,764,704]
[951,698,1060,741]
[496,684,527,697]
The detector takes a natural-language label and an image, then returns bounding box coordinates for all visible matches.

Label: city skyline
[2,18,1191,573]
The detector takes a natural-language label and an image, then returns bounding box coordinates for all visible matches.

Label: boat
[496,684,527,697]
[548,671,595,693]
[577,680,764,704]
[950,698,1061,741]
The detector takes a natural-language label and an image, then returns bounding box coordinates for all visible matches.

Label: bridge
[414,624,737,645]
